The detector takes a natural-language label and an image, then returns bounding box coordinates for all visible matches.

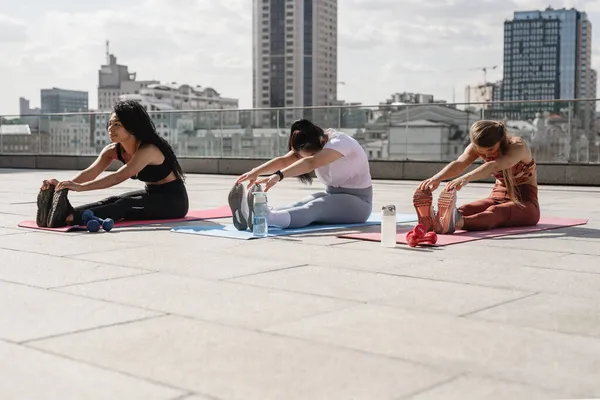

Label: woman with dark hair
[36,100,189,228]
[228,119,373,230]
[413,119,540,234]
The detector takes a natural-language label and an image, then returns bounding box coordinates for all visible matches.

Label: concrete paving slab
[57,273,356,329]
[0,231,146,257]
[403,374,567,400]
[208,237,430,272]
[0,226,24,236]
[266,304,600,398]
[0,340,184,400]
[69,245,308,280]
[467,292,600,338]
[0,280,161,342]
[0,247,149,288]
[230,265,532,315]
[395,259,600,300]
[30,315,456,400]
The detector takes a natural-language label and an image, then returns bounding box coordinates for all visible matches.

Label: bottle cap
[382,204,396,216]
[253,192,267,204]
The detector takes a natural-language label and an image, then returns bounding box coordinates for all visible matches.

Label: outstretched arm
[42,144,116,190]
[432,144,479,182]
[461,142,526,183]
[417,144,479,191]
[257,148,344,191]
[70,144,116,183]
[279,148,343,179]
[445,142,527,191]
[56,145,160,192]
[250,151,298,175]
[235,150,300,185]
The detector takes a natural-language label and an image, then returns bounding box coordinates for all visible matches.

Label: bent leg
[269,193,372,229]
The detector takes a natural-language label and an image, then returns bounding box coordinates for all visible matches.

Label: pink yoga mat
[338,217,590,246]
[17,206,232,232]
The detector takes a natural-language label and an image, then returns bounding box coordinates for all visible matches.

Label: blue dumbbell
[81,210,114,232]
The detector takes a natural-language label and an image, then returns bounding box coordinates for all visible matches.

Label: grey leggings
[275,186,373,228]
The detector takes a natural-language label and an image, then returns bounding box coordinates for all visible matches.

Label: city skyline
[3,0,600,115]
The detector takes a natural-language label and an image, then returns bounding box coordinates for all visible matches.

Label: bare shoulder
[100,143,118,159]
[509,136,532,160]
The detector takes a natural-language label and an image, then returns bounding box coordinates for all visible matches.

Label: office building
[501,7,596,132]
[252,0,338,125]
[41,88,89,114]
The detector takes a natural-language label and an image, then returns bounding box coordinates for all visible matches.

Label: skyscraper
[252,0,338,126]
[501,7,596,132]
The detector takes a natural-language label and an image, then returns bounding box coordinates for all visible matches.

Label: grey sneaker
[247,183,263,231]
[47,189,73,228]
[435,189,460,234]
[36,185,55,227]
[228,183,249,231]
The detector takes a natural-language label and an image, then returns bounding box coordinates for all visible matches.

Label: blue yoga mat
[170,212,417,240]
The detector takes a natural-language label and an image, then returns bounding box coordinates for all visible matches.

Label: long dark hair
[113,100,185,181]
[288,119,326,184]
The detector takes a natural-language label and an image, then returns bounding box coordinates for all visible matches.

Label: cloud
[1,0,600,115]
[0,14,28,43]
[0,0,251,114]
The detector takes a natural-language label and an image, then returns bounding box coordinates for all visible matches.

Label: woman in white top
[228,119,373,230]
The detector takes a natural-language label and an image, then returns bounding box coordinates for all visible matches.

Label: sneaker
[36,185,56,227]
[247,183,263,231]
[228,183,249,231]
[435,189,460,234]
[412,188,435,232]
[47,189,73,228]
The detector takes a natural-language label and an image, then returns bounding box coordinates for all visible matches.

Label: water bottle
[381,205,397,248]
[252,192,269,237]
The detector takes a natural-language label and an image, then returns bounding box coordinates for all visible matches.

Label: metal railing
[1,98,599,163]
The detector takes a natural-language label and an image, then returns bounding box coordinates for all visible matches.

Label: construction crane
[463,65,499,105]
[469,65,498,84]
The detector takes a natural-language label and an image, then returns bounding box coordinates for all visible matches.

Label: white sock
[267,208,291,228]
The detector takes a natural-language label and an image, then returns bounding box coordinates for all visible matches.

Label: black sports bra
[115,144,172,183]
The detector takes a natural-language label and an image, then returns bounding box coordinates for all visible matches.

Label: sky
[1,0,600,116]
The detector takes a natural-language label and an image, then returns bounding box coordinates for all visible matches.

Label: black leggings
[70,179,189,225]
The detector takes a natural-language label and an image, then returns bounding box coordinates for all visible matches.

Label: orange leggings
[459,184,540,231]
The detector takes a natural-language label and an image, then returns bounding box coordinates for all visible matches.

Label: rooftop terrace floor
[1,169,599,400]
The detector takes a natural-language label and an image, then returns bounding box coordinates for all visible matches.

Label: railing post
[404,105,409,161]
[220,110,224,158]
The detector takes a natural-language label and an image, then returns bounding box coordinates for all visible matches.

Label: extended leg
[458,197,498,217]
[74,191,188,225]
[268,193,372,229]
[72,189,147,213]
[68,189,148,225]
[462,200,540,231]
[273,192,328,211]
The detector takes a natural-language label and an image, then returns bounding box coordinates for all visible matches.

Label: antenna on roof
[105,40,110,64]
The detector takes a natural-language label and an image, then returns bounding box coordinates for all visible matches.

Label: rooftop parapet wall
[1,155,599,186]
